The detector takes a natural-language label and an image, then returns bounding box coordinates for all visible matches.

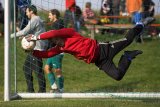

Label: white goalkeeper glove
[25,34,37,42]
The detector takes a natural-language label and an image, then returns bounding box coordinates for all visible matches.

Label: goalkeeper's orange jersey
[33,28,99,64]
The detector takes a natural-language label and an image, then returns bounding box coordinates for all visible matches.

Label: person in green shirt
[44,9,64,93]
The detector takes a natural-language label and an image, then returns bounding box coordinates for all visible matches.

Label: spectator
[11,5,48,93]
[100,0,113,16]
[82,2,95,22]
[0,2,4,24]
[120,0,127,16]
[64,0,80,31]
[126,0,142,24]
[100,0,113,34]
[0,2,4,37]
[16,0,31,30]
[112,0,121,24]
[142,0,157,38]
[44,9,64,93]
[100,0,113,24]
[82,2,99,34]
[141,0,155,18]
[126,0,143,43]
[75,5,84,32]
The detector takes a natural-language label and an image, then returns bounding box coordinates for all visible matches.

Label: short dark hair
[27,5,37,15]
[50,9,60,19]
[85,2,91,8]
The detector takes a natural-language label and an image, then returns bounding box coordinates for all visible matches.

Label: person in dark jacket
[16,0,31,30]
[142,0,155,18]
[112,0,121,24]
[0,2,4,37]
[0,2,4,24]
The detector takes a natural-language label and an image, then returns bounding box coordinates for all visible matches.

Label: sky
[0,0,160,14]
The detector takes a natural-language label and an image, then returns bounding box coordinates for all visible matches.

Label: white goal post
[4,0,160,101]
[4,0,10,101]
[10,92,160,99]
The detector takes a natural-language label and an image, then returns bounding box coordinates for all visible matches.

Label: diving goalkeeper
[26,17,155,81]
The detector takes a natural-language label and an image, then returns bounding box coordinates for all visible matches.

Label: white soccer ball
[21,37,36,51]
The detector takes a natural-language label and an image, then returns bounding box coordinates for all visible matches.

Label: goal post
[4,0,11,101]
[4,0,160,101]
[10,92,160,99]
[4,0,17,101]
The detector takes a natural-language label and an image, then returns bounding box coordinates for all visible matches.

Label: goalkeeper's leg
[99,50,142,80]
[98,24,144,80]
[108,24,144,59]
[107,17,155,59]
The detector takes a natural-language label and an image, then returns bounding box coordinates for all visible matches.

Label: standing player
[11,5,48,92]
[44,9,64,93]
[26,17,154,81]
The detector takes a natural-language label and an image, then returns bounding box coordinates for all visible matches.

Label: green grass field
[0,33,160,106]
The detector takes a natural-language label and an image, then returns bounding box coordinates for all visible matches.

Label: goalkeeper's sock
[47,72,55,86]
[57,76,64,91]
[136,22,144,27]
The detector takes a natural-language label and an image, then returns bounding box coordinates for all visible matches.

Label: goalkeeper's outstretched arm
[38,28,75,40]
[26,28,76,41]
[33,46,62,58]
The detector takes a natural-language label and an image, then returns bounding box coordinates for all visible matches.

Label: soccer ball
[21,37,36,51]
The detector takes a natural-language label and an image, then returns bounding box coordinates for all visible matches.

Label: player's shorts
[46,53,64,69]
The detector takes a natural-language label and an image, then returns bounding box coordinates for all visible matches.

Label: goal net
[4,0,160,101]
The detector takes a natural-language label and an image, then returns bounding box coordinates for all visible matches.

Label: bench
[85,23,160,39]
[85,15,160,39]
